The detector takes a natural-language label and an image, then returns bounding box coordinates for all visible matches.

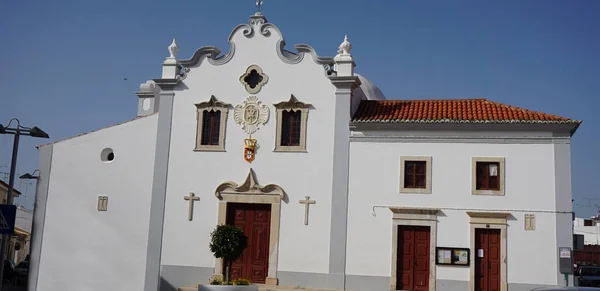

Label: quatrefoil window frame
[239,64,269,94]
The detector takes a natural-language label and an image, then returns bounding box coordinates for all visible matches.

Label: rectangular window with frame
[201,110,221,146]
[404,161,427,189]
[476,162,500,190]
[280,110,301,146]
[399,156,432,194]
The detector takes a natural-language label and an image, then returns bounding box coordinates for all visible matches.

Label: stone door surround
[213,168,285,285]
[389,207,439,291]
[467,211,509,291]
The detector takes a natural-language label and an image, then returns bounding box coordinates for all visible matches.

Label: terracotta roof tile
[351,98,580,124]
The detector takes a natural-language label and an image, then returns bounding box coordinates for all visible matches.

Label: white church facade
[29,11,581,291]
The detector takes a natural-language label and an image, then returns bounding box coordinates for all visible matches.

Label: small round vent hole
[101,148,115,162]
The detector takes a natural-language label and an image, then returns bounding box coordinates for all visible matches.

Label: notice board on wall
[436,247,470,266]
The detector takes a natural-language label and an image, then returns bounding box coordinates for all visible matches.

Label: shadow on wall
[160,278,178,291]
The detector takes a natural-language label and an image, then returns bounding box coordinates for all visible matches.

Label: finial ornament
[256,0,263,12]
[338,35,352,55]
[168,38,179,58]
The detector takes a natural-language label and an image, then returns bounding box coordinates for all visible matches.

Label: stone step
[179,284,343,291]
[257,284,341,291]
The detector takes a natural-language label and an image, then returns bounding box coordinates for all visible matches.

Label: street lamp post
[19,170,39,269]
[0,119,48,289]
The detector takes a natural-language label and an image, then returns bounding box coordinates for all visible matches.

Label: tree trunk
[225,260,231,283]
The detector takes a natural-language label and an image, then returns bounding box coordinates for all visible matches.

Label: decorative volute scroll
[175,13,335,79]
[273,94,311,111]
[240,65,269,94]
[234,95,270,134]
[215,168,284,199]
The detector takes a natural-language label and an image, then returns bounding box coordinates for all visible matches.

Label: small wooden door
[226,203,271,283]
[475,229,501,291]
[397,225,430,291]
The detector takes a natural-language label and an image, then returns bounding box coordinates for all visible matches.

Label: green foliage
[209,278,222,285]
[209,225,249,262]
[232,278,251,285]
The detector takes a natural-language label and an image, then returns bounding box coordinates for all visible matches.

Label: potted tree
[198,225,257,291]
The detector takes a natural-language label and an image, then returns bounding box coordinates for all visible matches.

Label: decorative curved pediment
[174,13,335,78]
[177,15,262,69]
[273,94,312,111]
[195,95,230,111]
[194,95,230,111]
[215,169,284,199]
[276,41,335,67]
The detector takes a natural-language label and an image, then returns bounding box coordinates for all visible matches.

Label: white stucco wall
[574,218,600,245]
[160,23,339,275]
[346,136,564,286]
[36,114,158,290]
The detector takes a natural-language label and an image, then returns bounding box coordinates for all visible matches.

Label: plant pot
[197,285,258,291]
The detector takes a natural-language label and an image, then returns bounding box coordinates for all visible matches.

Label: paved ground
[1,285,26,291]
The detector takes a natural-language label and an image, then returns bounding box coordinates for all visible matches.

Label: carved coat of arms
[234,96,270,134]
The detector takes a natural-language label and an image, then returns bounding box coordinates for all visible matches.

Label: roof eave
[36,113,158,149]
[569,120,583,137]
[349,119,582,134]
[350,119,581,124]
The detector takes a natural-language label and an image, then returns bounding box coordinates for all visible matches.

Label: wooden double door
[225,203,271,283]
[475,229,501,291]
[397,225,430,291]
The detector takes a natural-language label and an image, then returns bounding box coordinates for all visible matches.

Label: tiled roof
[351,98,580,124]
[0,180,21,196]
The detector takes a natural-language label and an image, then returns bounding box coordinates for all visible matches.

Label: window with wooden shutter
[404,161,427,188]
[471,157,505,195]
[195,95,229,151]
[280,110,301,146]
[399,157,432,194]
[476,162,500,190]
[274,95,311,152]
[201,110,221,146]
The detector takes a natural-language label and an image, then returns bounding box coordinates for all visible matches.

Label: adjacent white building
[29,11,581,291]
[574,217,600,245]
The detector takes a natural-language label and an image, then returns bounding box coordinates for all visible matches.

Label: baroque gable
[173,13,336,79]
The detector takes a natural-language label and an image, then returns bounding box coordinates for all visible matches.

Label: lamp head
[28,126,49,138]
[19,173,39,180]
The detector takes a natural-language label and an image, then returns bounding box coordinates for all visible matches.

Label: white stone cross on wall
[299,196,316,225]
[183,192,200,221]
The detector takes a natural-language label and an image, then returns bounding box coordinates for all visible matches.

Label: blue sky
[0,0,598,215]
